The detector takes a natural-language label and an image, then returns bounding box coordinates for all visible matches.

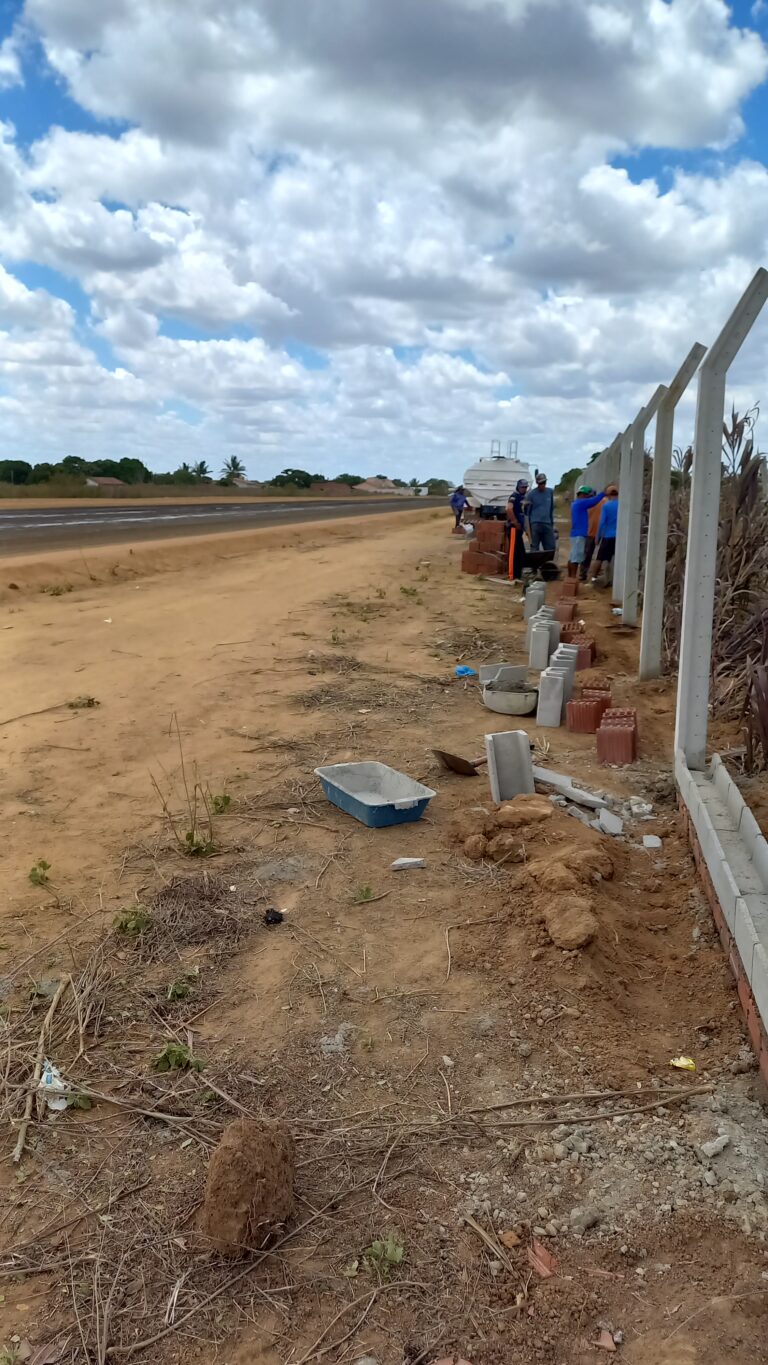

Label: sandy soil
[0,514,767,1365]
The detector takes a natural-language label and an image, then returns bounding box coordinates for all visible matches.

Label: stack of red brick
[566,687,612,733]
[597,707,638,765]
[461,519,508,576]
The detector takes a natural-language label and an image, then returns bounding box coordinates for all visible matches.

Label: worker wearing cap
[526,472,555,553]
[590,484,619,585]
[568,484,606,579]
[505,478,528,580]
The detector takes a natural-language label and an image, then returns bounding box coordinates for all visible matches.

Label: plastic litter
[669,1055,696,1071]
[391,858,426,871]
[264,908,284,926]
[38,1059,69,1113]
[454,665,478,678]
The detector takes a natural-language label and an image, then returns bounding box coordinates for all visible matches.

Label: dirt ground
[1,511,767,1365]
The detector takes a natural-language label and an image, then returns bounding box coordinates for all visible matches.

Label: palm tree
[221,455,246,480]
[192,460,211,480]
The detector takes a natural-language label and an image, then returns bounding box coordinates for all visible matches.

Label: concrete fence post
[638,343,706,681]
[612,423,634,604]
[621,384,667,627]
[674,267,768,770]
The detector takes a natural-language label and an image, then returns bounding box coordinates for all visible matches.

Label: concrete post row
[674,267,768,770]
[621,383,667,627]
[638,343,706,681]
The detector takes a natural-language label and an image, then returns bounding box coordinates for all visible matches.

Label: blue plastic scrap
[454,665,478,678]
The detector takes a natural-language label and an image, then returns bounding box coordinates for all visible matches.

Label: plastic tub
[482,681,539,716]
[314,762,436,828]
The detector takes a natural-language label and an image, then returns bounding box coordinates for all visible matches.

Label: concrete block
[743,893,768,952]
[750,941,768,1033]
[529,624,551,671]
[479,664,527,686]
[523,588,546,621]
[734,896,760,983]
[485,730,535,803]
[599,808,624,837]
[536,671,564,727]
[547,620,562,653]
[547,664,573,706]
[643,834,662,850]
[751,837,768,893]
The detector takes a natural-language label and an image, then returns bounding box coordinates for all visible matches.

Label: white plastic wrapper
[38,1058,68,1113]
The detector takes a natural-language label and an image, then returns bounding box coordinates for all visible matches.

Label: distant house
[232,477,263,490]
[354,477,412,495]
[85,476,127,489]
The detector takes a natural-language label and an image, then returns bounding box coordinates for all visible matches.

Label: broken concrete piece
[566,804,593,827]
[630,798,654,818]
[391,857,426,870]
[642,835,662,850]
[701,1134,730,1160]
[598,808,624,837]
[531,765,607,810]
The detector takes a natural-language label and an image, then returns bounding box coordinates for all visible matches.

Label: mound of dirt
[543,894,598,949]
[199,1117,295,1255]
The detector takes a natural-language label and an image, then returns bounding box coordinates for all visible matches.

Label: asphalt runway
[0,498,434,555]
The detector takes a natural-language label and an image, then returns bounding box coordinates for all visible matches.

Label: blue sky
[1,1,768,481]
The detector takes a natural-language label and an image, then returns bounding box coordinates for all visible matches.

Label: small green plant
[166,978,191,1002]
[28,859,51,887]
[153,1042,204,1073]
[364,1233,405,1279]
[210,792,231,815]
[151,716,219,858]
[67,1093,93,1111]
[114,905,152,937]
[41,583,73,596]
[184,829,216,857]
[353,883,374,903]
[0,1343,20,1365]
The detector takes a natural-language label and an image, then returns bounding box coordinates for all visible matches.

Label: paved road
[0,498,434,555]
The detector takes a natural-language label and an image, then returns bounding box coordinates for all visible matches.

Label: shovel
[432,748,488,776]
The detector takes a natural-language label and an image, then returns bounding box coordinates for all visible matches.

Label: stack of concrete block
[536,669,566,727]
[525,606,555,648]
[529,621,552,670]
[523,582,547,620]
[479,664,528,686]
[484,730,535,801]
[547,644,578,708]
[597,707,639,765]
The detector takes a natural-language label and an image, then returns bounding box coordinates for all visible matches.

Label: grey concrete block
[642,834,662,850]
[485,730,535,802]
[536,671,564,728]
[750,942,768,1034]
[479,664,528,686]
[599,808,624,837]
[529,625,551,671]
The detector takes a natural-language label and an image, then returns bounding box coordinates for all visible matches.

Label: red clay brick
[476,521,506,552]
[596,724,636,765]
[560,580,580,598]
[554,601,576,623]
[575,639,597,670]
[461,550,484,575]
[566,699,604,733]
[603,707,638,728]
[581,691,611,721]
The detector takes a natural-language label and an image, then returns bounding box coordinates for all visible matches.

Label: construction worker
[527,472,555,552]
[568,485,606,579]
[590,484,619,585]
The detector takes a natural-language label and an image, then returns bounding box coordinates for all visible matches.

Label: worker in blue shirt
[568,485,606,578]
[590,485,619,586]
[450,485,470,529]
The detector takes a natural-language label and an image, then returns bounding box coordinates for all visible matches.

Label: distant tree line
[0,457,451,494]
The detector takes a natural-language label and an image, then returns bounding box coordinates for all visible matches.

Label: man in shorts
[568,485,606,578]
[590,484,619,585]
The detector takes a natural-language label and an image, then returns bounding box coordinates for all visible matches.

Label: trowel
[432,748,487,776]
